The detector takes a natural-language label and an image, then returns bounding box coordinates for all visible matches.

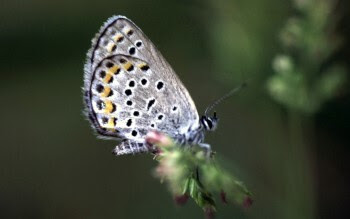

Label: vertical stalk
[285,110,315,219]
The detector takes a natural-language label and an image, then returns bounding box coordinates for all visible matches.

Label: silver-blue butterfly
[83,15,218,155]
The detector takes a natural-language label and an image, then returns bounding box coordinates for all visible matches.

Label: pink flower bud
[146,131,172,146]
[220,190,228,204]
[174,194,189,205]
[242,196,253,208]
[204,207,215,219]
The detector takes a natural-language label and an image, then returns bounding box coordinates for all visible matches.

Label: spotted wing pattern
[84,16,200,155]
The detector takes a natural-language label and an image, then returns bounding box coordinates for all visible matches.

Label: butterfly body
[84,16,217,155]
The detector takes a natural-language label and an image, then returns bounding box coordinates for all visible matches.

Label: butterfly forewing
[84,16,200,149]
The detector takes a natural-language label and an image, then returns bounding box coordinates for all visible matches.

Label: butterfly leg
[198,143,212,158]
[112,140,149,156]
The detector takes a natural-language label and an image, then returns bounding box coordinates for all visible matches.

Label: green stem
[284,110,316,219]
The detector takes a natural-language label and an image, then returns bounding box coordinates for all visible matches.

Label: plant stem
[285,110,316,219]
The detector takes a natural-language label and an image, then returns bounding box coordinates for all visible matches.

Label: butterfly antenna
[204,82,247,116]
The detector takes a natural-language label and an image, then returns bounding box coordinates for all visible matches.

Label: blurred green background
[1,0,349,218]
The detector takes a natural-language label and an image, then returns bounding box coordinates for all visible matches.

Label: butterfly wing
[84,15,200,149]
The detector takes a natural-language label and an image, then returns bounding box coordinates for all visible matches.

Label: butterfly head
[201,112,219,131]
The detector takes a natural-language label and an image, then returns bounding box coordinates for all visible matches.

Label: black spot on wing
[147,99,155,111]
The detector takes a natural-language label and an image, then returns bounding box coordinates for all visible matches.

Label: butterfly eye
[206,119,213,129]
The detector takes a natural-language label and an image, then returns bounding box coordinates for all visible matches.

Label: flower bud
[242,197,253,208]
[146,131,173,147]
[174,194,189,205]
[220,191,228,204]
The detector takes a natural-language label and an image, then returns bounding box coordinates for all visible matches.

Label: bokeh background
[1,0,349,218]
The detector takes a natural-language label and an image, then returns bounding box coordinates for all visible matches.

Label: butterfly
[83,15,218,155]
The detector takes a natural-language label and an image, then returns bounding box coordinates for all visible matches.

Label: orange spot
[104,100,114,113]
[113,34,123,42]
[123,62,132,71]
[104,117,115,129]
[107,128,116,132]
[103,74,113,83]
[138,63,147,68]
[108,65,120,75]
[106,42,116,52]
[125,29,133,36]
[101,87,111,97]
